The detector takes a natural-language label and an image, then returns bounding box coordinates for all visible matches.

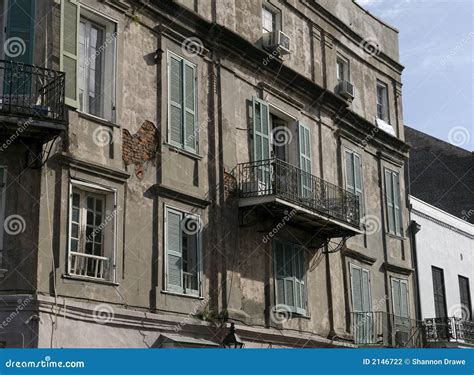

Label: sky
[356,0,473,151]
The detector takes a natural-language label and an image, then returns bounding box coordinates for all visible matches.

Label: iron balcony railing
[0,60,66,122]
[424,317,474,344]
[351,311,424,347]
[235,158,360,227]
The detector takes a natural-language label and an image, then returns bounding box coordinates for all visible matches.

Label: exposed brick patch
[122,120,159,165]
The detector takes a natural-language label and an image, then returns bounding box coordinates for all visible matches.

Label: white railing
[69,251,109,280]
[183,271,198,292]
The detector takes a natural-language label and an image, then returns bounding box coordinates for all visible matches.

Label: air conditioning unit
[264,30,291,55]
[337,80,355,99]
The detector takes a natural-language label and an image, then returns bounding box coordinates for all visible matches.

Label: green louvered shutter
[351,265,363,312]
[166,208,183,291]
[60,0,80,107]
[274,241,285,305]
[169,56,183,146]
[385,170,395,234]
[183,61,196,151]
[345,151,355,193]
[354,153,363,216]
[6,0,35,64]
[393,172,401,236]
[283,243,295,307]
[400,281,408,318]
[299,123,312,199]
[252,98,271,189]
[392,278,401,317]
[294,246,306,313]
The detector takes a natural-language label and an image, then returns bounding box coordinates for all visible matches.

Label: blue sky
[357,0,473,151]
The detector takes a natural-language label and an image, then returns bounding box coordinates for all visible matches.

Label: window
[262,5,277,34]
[391,278,409,327]
[61,1,116,120]
[274,241,306,315]
[165,207,201,295]
[168,53,197,152]
[68,181,117,282]
[458,276,472,321]
[336,56,350,82]
[432,267,447,318]
[0,167,6,260]
[345,150,363,216]
[376,81,389,122]
[384,168,402,236]
[350,264,372,344]
[299,123,312,198]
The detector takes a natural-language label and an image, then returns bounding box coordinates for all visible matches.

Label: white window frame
[0,166,6,264]
[376,80,389,123]
[76,2,118,122]
[164,205,202,297]
[344,148,364,218]
[67,179,117,283]
[336,55,350,82]
[262,2,282,38]
[167,51,198,153]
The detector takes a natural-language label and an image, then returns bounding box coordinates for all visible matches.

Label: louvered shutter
[166,209,182,290]
[252,98,271,188]
[351,265,363,312]
[354,154,363,215]
[6,0,35,65]
[393,172,401,235]
[274,241,285,305]
[294,246,306,312]
[345,151,355,193]
[400,281,408,318]
[283,243,295,307]
[169,56,183,146]
[392,278,401,317]
[183,62,196,151]
[361,269,371,312]
[299,123,312,199]
[385,170,395,233]
[61,0,80,107]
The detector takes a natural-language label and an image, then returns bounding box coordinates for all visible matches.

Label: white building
[410,195,474,347]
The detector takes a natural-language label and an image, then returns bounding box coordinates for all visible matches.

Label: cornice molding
[411,208,474,239]
[152,184,212,208]
[383,262,414,276]
[343,248,377,265]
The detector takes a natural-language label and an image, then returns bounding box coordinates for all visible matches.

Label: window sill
[165,143,202,160]
[77,111,119,128]
[385,232,405,241]
[62,274,119,286]
[161,289,204,300]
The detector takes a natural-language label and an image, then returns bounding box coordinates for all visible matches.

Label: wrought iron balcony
[424,317,474,345]
[351,311,424,348]
[0,60,66,126]
[235,158,361,236]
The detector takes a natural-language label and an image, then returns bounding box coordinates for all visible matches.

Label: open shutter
[169,55,183,146]
[350,265,363,312]
[361,268,371,312]
[283,243,295,308]
[183,61,196,151]
[61,0,80,107]
[274,241,285,305]
[392,278,401,317]
[166,209,183,290]
[400,281,408,318]
[298,123,312,198]
[393,173,401,236]
[385,170,395,233]
[345,151,355,193]
[252,98,271,188]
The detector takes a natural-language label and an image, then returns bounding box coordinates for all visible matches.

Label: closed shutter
[6,0,35,64]
[166,209,182,290]
[61,0,80,107]
[385,170,395,233]
[400,281,408,318]
[274,241,285,305]
[169,56,183,146]
[345,151,355,193]
[393,173,401,235]
[361,269,371,312]
[183,62,196,151]
[283,243,295,307]
[252,98,271,188]
[298,123,312,198]
[351,265,363,312]
[294,246,306,311]
[354,153,363,215]
[392,278,401,317]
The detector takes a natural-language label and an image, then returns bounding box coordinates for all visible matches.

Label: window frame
[431,266,448,318]
[167,51,198,153]
[67,179,118,284]
[336,55,350,82]
[458,275,472,321]
[273,240,307,316]
[164,205,202,297]
[384,168,402,236]
[349,263,372,313]
[376,80,390,123]
[261,2,281,35]
[391,276,410,321]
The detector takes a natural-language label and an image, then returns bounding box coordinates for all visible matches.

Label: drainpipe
[409,216,422,321]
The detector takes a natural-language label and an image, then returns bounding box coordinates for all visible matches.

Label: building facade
[410,196,473,347]
[0,0,418,348]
